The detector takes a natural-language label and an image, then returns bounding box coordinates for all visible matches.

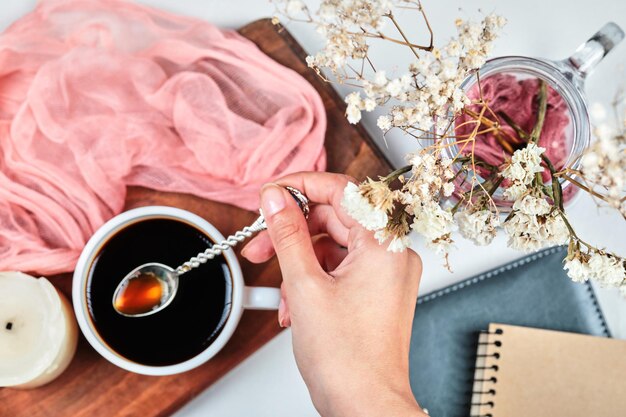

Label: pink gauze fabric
[0,0,327,275]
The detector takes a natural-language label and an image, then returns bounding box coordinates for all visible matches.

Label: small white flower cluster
[345,91,376,124]
[412,202,455,256]
[455,209,500,246]
[503,195,569,252]
[502,143,546,200]
[303,0,393,74]
[340,180,412,252]
[341,182,388,231]
[456,14,506,69]
[564,251,625,289]
[580,123,625,214]
[402,152,457,259]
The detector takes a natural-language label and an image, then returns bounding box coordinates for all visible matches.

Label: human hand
[241,172,427,417]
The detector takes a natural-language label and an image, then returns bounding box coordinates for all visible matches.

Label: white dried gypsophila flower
[344,92,378,124]
[455,209,500,246]
[512,194,551,216]
[317,0,392,30]
[503,212,544,252]
[377,115,392,131]
[300,0,394,74]
[543,213,570,245]
[427,233,454,254]
[305,25,368,73]
[565,251,626,287]
[373,208,412,253]
[503,182,528,201]
[587,252,625,287]
[341,182,388,231]
[411,201,456,241]
[502,143,546,201]
[442,182,455,197]
[502,143,546,184]
[359,177,396,213]
[503,201,568,252]
[403,152,455,205]
[564,256,592,283]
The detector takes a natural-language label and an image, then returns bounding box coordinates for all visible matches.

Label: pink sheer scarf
[0,0,326,275]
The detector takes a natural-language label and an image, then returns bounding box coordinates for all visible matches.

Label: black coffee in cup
[85,218,232,366]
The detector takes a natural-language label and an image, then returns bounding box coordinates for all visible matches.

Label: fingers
[307,205,350,247]
[278,284,290,328]
[312,234,349,272]
[274,172,358,228]
[240,231,274,263]
[260,183,323,279]
[277,236,347,329]
[242,204,349,263]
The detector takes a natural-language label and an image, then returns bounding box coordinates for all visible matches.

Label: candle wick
[5,322,12,330]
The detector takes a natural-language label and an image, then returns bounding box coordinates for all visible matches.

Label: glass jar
[446,22,624,209]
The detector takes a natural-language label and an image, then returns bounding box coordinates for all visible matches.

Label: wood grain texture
[0,19,392,417]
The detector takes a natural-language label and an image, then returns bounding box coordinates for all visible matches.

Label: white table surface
[2,1,625,416]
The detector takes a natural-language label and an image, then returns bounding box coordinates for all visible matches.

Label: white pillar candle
[0,271,78,389]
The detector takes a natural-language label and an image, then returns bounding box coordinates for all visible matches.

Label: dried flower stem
[385,12,432,54]
[541,154,564,211]
[382,164,412,183]
[529,80,548,143]
[360,30,430,51]
[560,173,623,207]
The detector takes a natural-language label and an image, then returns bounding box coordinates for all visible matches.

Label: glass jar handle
[568,22,624,78]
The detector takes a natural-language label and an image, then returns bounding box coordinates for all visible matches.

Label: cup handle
[243,286,281,310]
[568,22,625,78]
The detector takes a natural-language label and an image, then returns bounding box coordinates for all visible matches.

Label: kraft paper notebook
[408,246,611,417]
[470,323,626,417]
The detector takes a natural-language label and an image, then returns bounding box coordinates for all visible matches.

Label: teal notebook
[408,246,609,417]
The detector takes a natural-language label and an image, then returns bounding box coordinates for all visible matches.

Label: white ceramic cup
[72,206,281,376]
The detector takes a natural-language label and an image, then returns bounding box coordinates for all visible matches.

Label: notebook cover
[408,246,610,417]
[472,323,626,417]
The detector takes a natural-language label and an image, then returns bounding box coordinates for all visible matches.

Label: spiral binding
[470,328,504,417]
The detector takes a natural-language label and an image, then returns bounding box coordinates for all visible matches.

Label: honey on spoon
[112,186,309,317]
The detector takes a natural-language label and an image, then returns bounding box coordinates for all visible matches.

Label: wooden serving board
[0,19,392,417]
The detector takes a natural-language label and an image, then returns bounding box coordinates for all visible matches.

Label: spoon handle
[175,185,310,276]
[175,215,267,275]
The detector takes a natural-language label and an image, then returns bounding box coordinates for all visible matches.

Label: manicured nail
[261,184,286,218]
[278,298,286,327]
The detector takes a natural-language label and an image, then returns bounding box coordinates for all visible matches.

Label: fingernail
[261,184,286,218]
[278,298,286,327]
[240,245,249,258]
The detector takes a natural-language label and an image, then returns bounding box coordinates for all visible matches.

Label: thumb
[260,183,319,279]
